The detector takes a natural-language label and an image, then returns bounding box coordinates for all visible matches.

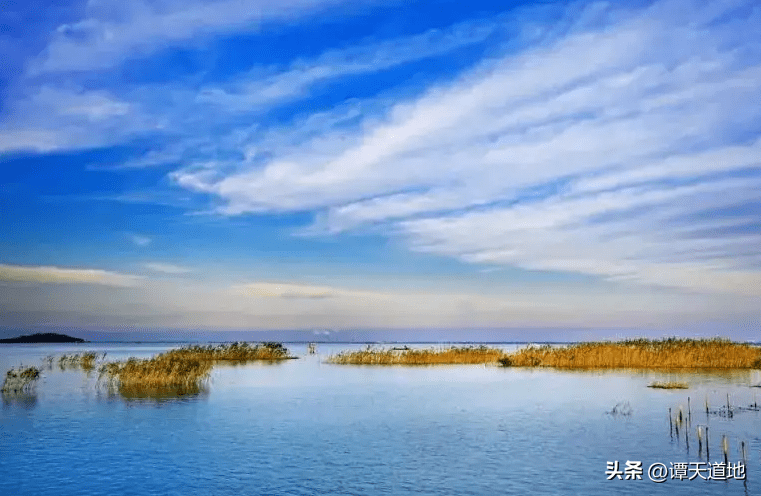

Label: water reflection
[99,383,210,404]
[1,391,38,410]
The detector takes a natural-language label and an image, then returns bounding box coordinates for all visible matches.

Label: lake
[1,343,760,495]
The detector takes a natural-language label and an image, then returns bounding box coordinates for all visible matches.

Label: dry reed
[99,342,293,392]
[163,342,294,362]
[498,338,761,369]
[2,366,41,393]
[328,346,505,365]
[99,356,212,390]
[47,352,103,370]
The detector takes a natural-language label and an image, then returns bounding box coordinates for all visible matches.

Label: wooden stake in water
[722,435,729,465]
[669,408,673,437]
[697,426,703,455]
[741,441,747,463]
[687,397,691,424]
[705,426,710,461]
[705,396,709,419]
[727,393,732,418]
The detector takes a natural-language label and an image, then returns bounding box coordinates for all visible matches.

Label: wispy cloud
[143,262,193,274]
[196,17,498,111]
[30,0,382,74]
[173,0,761,296]
[0,264,144,287]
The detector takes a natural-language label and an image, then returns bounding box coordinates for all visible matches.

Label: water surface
[1,343,760,495]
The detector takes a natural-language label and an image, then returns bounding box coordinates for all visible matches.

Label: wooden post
[688,397,691,425]
[722,435,729,465]
[669,408,673,437]
[727,393,732,418]
[697,426,703,455]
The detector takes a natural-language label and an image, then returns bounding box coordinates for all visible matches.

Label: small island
[0,332,86,344]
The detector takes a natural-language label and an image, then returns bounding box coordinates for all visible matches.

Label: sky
[0,0,760,341]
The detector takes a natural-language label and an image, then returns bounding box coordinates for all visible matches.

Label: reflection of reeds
[328,346,505,365]
[2,366,41,393]
[648,381,689,389]
[498,338,761,369]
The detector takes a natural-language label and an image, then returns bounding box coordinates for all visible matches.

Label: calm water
[1,343,760,495]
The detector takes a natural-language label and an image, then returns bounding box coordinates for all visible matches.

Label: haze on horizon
[1,0,760,341]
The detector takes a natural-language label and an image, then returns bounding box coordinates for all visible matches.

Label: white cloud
[173,0,761,296]
[31,0,383,73]
[196,18,497,111]
[0,264,144,287]
[1,276,758,330]
[143,262,193,274]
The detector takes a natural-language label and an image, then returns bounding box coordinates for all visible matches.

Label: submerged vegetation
[98,342,294,395]
[2,366,41,393]
[498,338,761,369]
[328,346,505,365]
[648,381,689,389]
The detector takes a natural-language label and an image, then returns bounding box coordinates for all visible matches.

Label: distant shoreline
[0,332,86,344]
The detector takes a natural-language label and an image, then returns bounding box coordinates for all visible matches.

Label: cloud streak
[31,0,381,73]
[0,264,144,287]
[171,0,761,296]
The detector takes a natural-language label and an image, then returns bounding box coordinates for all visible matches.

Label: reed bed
[2,366,41,393]
[98,342,293,393]
[648,381,689,389]
[498,338,761,369]
[328,346,506,365]
[46,352,104,370]
[163,342,294,362]
[99,356,213,390]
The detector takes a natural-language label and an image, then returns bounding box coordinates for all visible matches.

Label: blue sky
[1,0,760,339]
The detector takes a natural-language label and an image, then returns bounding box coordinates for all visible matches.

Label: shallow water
[1,343,760,495]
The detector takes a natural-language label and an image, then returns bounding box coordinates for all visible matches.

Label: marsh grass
[165,342,294,362]
[328,345,505,365]
[98,342,293,394]
[648,381,689,389]
[99,356,213,390]
[2,366,41,393]
[46,352,104,370]
[498,338,761,369]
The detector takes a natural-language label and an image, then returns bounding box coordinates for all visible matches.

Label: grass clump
[46,352,104,370]
[2,366,41,393]
[648,381,689,389]
[99,355,212,390]
[98,342,293,394]
[498,338,761,369]
[164,342,294,362]
[328,346,505,365]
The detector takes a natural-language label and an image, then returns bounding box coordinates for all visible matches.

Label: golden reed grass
[328,346,505,365]
[46,352,103,370]
[499,338,761,369]
[2,366,41,393]
[163,342,293,362]
[99,342,293,391]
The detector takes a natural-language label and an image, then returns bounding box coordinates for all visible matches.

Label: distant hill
[0,332,86,344]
